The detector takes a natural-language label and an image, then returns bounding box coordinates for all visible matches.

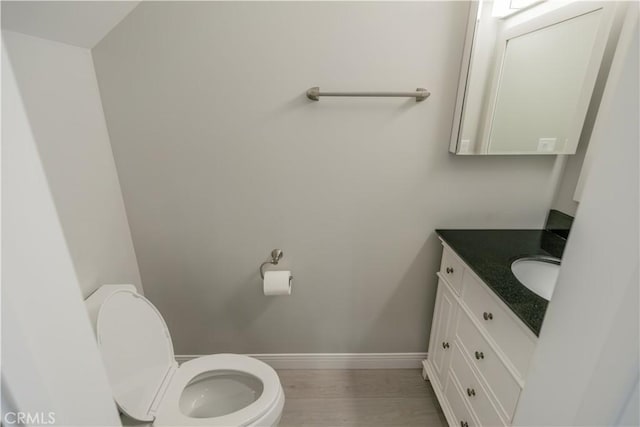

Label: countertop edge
[435,229,565,337]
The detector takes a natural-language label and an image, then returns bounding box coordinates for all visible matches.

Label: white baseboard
[175,353,428,369]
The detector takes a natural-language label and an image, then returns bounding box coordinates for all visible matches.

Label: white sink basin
[511,257,561,300]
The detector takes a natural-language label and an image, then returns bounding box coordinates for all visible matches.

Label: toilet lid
[96,289,176,422]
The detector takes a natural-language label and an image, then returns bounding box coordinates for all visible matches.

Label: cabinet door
[428,279,458,387]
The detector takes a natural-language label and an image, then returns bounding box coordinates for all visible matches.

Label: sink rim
[510,256,562,301]
[511,255,561,266]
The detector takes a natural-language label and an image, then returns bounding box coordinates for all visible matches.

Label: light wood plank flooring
[277,369,447,427]
[121,369,446,427]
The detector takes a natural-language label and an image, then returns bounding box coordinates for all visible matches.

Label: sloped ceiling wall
[1,1,139,48]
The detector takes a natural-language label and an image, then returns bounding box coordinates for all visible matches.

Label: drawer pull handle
[467,388,476,397]
[483,312,493,321]
[460,421,469,427]
[446,267,454,274]
[442,342,450,349]
[475,351,484,360]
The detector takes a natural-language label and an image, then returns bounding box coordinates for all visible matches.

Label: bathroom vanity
[423,229,566,427]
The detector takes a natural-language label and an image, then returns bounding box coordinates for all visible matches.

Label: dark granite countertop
[436,229,567,336]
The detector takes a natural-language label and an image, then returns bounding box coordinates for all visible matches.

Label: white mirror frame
[450,1,616,155]
[449,1,480,155]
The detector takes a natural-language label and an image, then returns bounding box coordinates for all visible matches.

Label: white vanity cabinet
[428,278,458,388]
[424,240,538,427]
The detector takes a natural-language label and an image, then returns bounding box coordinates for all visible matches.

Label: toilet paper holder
[259,249,284,279]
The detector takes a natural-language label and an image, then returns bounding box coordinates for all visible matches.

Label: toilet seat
[93,288,283,427]
[154,354,282,427]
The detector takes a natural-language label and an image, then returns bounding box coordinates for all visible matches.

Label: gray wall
[93,1,564,355]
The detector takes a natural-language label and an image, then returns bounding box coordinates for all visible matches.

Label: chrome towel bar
[306,87,430,102]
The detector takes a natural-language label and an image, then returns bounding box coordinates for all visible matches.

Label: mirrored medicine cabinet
[450,1,617,155]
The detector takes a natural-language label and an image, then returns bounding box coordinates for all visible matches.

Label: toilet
[85,285,285,426]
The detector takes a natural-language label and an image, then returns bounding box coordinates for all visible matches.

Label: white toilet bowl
[85,285,284,427]
[155,354,284,426]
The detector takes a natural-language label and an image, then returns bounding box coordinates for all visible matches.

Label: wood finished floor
[277,369,447,427]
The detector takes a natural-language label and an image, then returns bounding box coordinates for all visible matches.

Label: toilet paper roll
[263,270,292,296]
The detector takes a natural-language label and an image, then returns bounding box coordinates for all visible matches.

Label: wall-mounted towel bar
[306,87,430,102]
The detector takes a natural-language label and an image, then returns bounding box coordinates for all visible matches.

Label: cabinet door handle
[467,388,476,397]
[446,267,454,274]
[475,351,484,360]
[442,342,450,349]
[460,421,469,427]
[483,312,493,321]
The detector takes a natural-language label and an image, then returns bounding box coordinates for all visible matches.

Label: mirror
[450,1,616,155]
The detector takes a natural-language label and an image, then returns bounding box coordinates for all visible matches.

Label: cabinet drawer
[451,343,506,427]
[440,245,464,295]
[456,310,521,420]
[461,271,536,377]
[445,371,478,427]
